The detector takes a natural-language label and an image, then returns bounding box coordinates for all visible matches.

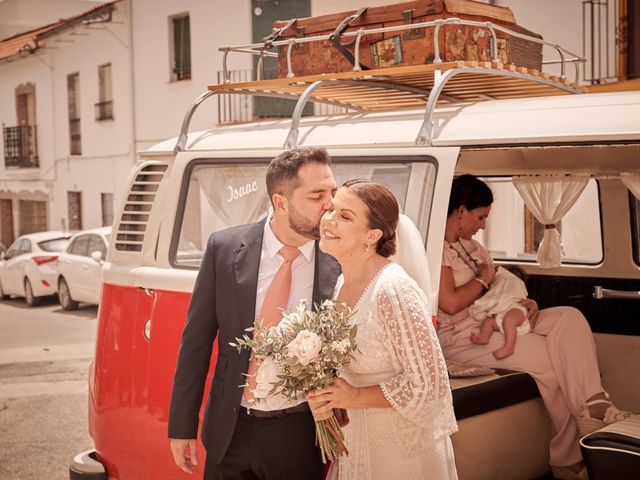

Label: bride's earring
[365,243,370,252]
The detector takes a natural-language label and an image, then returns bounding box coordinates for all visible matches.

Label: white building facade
[0,0,132,244]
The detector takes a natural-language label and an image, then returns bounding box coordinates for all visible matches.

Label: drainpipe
[127,0,138,166]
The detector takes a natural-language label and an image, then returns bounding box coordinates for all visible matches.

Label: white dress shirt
[240,218,316,411]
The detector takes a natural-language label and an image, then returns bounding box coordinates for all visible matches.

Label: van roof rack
[175,18,586,151]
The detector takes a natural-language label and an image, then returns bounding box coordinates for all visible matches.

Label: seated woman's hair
[343,179,399,258]
[448,174,494,215]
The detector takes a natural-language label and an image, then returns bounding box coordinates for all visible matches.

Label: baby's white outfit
[468,267,530,335]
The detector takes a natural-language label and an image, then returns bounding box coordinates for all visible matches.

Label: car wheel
[58,277,79,311]
[24,278,41,307]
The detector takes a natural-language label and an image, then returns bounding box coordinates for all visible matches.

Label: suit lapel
[233,220,265,330]
[312,243,341,306]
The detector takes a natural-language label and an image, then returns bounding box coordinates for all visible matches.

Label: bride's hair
[343,179,399,258]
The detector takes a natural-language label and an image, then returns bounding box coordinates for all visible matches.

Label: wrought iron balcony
[3,125,39,168]
[69,118,81,155]
[95,100,114,121]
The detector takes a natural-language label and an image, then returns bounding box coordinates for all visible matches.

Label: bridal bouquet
[231,299,357,463]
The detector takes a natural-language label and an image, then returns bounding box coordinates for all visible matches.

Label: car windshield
[38,237,71,252]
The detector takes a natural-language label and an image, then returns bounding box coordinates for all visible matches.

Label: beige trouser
[441,306,604,467]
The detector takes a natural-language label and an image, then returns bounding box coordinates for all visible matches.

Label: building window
[101,193,114,227]
[170,14,191,81]
[18,200,47,235]
[68,191,83,230]
[3,83,39,168]
[67,73,81,155]
[95,63,114,121]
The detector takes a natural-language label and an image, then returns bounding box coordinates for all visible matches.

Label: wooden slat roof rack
[174,18,586,152]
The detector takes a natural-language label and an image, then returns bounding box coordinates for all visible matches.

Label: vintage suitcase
[272,0,543,78]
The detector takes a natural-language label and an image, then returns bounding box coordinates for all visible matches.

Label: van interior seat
[450,369,541,420]
[448,369,553,480]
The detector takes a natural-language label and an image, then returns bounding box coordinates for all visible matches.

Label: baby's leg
[493,308,527,360]
[470,317,497,345]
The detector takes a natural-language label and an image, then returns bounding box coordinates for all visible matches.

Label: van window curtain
[193,166,269,229]
[621,172,640,201]
[513,174,589,269]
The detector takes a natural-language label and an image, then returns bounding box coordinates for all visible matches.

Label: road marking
[0,379,87,398]
[0,342,95,365]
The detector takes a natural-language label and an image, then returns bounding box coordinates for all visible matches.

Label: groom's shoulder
[207,221,263,248]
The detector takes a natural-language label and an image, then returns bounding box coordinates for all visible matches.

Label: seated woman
[437,174,634,480]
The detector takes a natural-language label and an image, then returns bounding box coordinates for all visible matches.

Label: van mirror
[90,251,103,263]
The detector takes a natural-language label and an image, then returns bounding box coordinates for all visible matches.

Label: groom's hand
[170,438,199,473]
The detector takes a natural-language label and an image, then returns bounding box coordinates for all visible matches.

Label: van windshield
[173,161,435,268]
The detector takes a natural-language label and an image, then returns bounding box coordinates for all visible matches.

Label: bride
[308,179,458,479]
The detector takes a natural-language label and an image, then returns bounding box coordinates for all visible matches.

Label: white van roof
[146,91,640,155]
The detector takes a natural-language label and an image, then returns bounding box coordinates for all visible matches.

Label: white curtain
[513,174,589,269]
[194,166,270,229]
[621,172,640,201]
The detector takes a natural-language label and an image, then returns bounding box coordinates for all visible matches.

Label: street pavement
[0,296,97,480]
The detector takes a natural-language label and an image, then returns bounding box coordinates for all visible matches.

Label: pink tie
[244,246,301,402]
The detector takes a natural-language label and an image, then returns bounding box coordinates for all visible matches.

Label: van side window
[631,194,640,267]
[172,161,434,268]
[477,178,603,265]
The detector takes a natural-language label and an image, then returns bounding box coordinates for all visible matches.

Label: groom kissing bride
[168,147,458,480]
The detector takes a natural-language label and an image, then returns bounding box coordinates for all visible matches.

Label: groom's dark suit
[168,219,340,469]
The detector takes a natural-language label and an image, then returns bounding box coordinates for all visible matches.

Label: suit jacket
[168,219,341,463]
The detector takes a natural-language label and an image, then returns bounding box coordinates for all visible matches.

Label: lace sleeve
[377,272,456,431]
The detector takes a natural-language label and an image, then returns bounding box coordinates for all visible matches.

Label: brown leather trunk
[273,0,543,78]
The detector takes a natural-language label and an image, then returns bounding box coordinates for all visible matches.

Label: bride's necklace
[446,238,481,276]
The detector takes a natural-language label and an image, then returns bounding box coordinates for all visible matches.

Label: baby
[469,266,529,359]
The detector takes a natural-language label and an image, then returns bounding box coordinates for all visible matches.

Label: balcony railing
[3,125,39,168]
[69,118,81,155]
[95,100,114,121]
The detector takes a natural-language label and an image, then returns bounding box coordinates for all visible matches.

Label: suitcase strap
[329,8,370,71]
[263,18,297,49]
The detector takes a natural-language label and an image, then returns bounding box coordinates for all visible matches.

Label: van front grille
[114,163,168,252]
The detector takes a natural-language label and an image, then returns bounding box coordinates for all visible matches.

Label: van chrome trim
[175,89,365,153]
[217,17,585,83]
[593,285,640,300]
[416,66,584,146]
[284,79,435,149]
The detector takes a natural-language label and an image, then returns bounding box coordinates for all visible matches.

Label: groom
[168,147,341,479]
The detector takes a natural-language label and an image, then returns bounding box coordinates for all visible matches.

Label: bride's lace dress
[335,263,458,480]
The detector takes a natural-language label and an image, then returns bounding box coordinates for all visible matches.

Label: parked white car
[56,227,111,310]
[0,231,72,306]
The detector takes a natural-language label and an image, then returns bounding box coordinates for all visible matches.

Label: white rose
[277,316,295,336]
[331,338,350,354]
[288,329,323,365]
[253,357,280,399]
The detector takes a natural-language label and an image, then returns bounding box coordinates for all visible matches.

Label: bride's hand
[308,378,359,414]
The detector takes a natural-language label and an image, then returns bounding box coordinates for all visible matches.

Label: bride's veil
[390,214,435,308]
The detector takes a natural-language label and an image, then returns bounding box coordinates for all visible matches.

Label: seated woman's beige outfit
[438,238,630,468]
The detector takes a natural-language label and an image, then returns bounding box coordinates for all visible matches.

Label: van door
[139,147,459,479]
[470,170,640,411]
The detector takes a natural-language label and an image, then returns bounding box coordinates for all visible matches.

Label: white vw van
[72,67,640,480]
